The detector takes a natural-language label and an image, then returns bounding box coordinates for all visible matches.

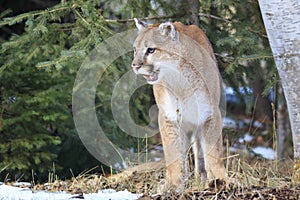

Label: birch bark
[259,0,300,160]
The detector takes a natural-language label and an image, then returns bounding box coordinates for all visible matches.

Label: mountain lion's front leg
[158,113,189,191]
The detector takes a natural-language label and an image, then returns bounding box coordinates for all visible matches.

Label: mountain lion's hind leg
[192,136,206,179]
[201,112,226,180]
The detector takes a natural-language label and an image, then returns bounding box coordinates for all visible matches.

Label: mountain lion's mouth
[143,72,158,82]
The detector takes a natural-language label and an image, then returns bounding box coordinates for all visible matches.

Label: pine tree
[0,1,113,178]
[0,0,181,179]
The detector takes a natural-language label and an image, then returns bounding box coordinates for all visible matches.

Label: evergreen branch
[72,9,90,26]
[216,53,274,62]
[0,64,9,76]
[248,28,268,38]
[36,61,58,69]
[0,164,10,173]
[198,13,231,23]
[239,54,274,61]
[0,9,12,19]
[215,53,234,62]
[0,5,72,27]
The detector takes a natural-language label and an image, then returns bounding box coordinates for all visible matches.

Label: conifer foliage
[0,1,114,178]
[0,0,181,179]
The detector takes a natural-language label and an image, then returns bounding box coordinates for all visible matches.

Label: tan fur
[132,20,226,191]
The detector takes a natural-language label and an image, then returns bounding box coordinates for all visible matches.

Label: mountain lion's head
[131,19,181,84]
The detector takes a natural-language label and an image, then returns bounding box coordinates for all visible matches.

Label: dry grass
[25,155,300,199]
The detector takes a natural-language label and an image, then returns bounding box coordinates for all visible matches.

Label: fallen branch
[108,159,165,180]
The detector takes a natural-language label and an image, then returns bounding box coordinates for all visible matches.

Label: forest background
[0,0,292,182]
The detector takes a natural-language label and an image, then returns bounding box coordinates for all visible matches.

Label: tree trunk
[259,0,300,161]
[187,0,200,26]
[277,88,291,159]
[251,64,272,125]
[175,0,200,26]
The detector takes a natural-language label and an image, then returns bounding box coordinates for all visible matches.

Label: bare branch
[198,13,231,23]
[104,13,231,24]
[104,14,184,23]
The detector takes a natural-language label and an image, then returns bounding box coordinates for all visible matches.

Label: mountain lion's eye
[147,48,155,54]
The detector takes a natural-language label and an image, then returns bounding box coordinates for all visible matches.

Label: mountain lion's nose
[131,62,143,70]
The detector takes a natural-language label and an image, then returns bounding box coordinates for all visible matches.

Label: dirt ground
[139,185,300,200]
[28,158,300,200]
[115,158,300,200]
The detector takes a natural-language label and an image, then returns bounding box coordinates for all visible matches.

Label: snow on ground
[223,117,237,129]
[252,146,276,160]
[238,133,254,143]
[0,183,141,200]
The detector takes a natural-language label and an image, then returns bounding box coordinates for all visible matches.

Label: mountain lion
[131,19,226,190]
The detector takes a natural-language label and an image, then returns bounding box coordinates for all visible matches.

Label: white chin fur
[147,79,159,84]
[147,75,162,84]
[133,69,139,74]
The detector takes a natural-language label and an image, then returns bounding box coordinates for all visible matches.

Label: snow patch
[13,182,32,187]
[0,184,141,200]
[252,146,276,160]
[238,133,254,143]
[85,189,141,200]
[223,117,237,129]
[253,121,263,128]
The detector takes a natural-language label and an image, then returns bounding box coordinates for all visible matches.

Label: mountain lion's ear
[158,22,177,41]
[134,18,147,32]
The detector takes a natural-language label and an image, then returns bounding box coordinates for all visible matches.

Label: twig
[73,9,90,26]
[248,28,268,38]
[198,13,231,23]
